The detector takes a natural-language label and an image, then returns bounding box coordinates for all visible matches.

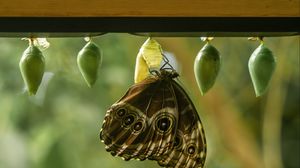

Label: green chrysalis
[194,43,221,95]
[19,44,45,95]
[77,41,102,87]
[248,43,276,97]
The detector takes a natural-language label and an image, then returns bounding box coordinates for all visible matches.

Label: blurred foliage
[0,34,299,168]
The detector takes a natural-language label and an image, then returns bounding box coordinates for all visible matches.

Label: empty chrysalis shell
[19,44,45,95]
[248,43,276,96]
[134,38,163,83]
[194,43,221,95]
[77,41,102,87]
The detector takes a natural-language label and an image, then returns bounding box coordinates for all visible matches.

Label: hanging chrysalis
[248,37,276,97]
[77,37,102,87]
[194,37,221,95]
[134,37,163,83]
[19,38,45,95]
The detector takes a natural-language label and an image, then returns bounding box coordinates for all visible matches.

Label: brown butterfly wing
[134,82,179,159]
[100,75,179,161]
[156,79,207,168]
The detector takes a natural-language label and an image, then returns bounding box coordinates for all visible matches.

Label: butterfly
[100,65,207,168]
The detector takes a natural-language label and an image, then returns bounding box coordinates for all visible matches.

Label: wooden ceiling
[0,0,299,17]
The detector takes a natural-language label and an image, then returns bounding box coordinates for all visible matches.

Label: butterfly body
[100,69,206,168]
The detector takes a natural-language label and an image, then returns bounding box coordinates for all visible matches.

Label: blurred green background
[0,34,299,168]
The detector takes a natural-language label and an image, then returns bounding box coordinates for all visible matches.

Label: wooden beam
[0,0,299,17]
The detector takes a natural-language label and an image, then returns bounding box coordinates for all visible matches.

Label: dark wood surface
[0,17,299,37]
